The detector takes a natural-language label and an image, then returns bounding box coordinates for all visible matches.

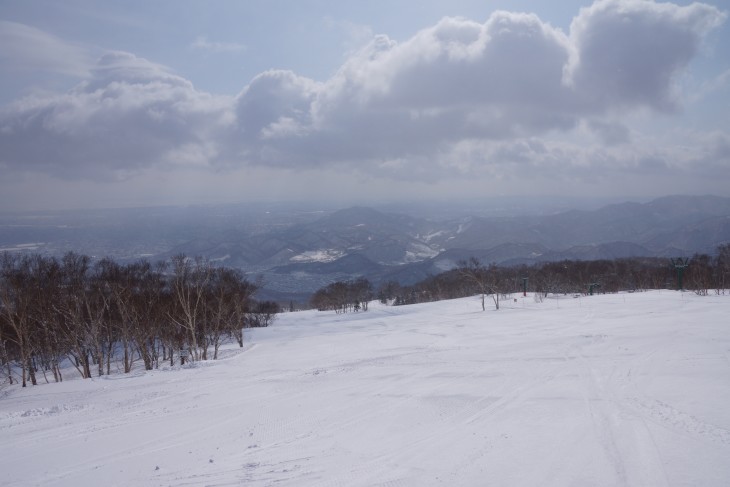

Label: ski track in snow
[1,291,730,486]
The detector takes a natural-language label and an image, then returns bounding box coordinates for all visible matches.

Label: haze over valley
[2,194,729,301]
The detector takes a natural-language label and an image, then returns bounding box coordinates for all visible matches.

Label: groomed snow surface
[2,291,730,486]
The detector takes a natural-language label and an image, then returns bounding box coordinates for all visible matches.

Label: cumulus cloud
[222,0,724,175]
[0,52,232,180]
[306,13,576,158]
[0,0,726,187]
[566,0,726,111]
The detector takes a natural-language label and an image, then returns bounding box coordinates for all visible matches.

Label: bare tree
[351,278,373,311]
[27,255,65,383]
[0,324,12,385]
[55,252,95,379]
[168,254,212,362]
[247,301,280,327]
[377,281,401,305]
[135,261,168,369]
[203,267,250,359]
[458,257,503,311]
[0,254,36,386]
[688,254,712,296]
[715,244,730,294]
[310,279,372,313]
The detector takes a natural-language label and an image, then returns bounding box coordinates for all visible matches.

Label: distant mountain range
[2,195,729,302]
[255,195,728,298]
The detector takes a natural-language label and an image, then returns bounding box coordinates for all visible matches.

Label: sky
[0,0,729,211]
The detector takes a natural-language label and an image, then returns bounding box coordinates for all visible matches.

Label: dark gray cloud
[0,0,726,186]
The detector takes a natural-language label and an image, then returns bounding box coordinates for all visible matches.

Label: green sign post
[670,257,690,290]
[589,282,600,296]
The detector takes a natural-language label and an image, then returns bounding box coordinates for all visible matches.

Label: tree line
[385,246,730,308]
[314,245,730,312]
[310,278,374,313]
[0,252,278,387]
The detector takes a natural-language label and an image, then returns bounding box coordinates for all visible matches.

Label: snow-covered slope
[2,291,729,486]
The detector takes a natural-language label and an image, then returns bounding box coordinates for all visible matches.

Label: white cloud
[565,0,727,111]
[0,0,727,194]
[223,1,724,177]
[190,36,247,53]
[587,119,632,145]
[692,67,730,101]
[323,17,375,55]
[0,52,232,180]
[0,20,92,77]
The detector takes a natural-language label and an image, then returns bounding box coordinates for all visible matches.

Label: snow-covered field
[2,291,730,486]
